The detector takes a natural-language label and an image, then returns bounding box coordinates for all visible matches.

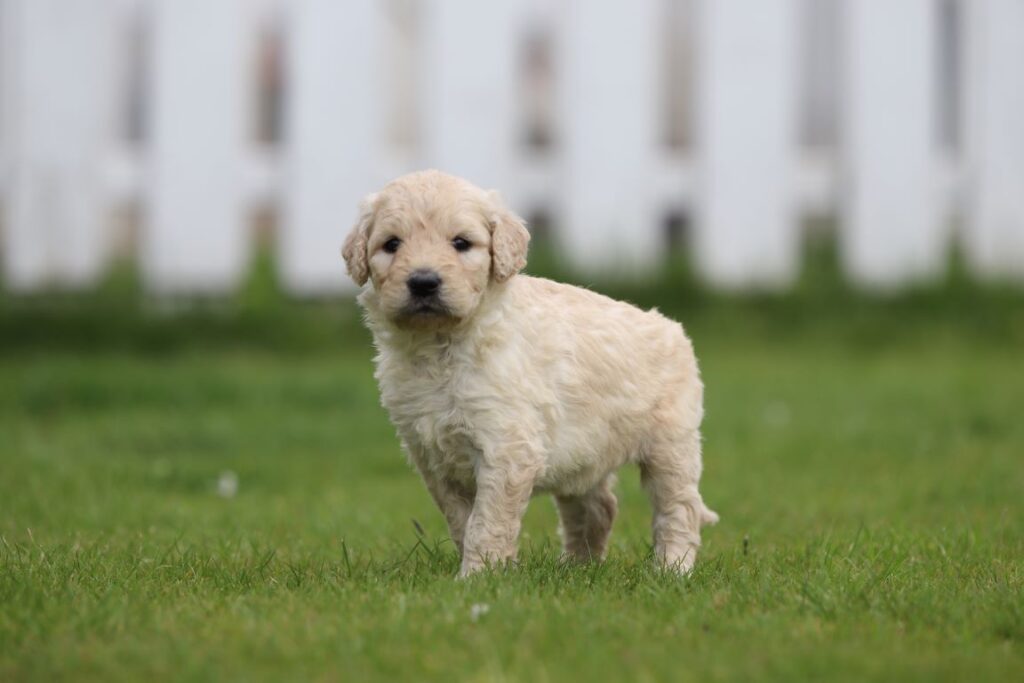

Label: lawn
[1,272,1022,681]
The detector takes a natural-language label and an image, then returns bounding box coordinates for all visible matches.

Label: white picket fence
[0,0,1022,294]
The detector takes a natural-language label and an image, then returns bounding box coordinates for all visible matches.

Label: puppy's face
[342,171,529,328]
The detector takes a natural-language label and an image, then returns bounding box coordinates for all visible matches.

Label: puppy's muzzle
[407,269,442,299]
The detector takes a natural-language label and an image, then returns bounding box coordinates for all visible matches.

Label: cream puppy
[343,170,718,577]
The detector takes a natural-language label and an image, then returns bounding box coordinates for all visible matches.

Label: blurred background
[0,0,1021,296]
[2,3,1023,679]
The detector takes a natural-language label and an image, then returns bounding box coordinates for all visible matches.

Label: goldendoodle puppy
[343,170,718,577]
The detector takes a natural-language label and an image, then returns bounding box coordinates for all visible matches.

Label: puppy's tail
[700,502,720,527]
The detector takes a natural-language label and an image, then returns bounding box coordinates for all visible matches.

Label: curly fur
[343,170,718,576]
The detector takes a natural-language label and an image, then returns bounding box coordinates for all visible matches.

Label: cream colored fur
[343,170,718,577]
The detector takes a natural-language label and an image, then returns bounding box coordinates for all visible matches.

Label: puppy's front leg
[421,473,474,555]
[407,445,474,554]
[459,457,538,577]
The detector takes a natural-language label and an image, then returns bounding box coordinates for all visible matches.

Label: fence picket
[0,0,6,204]
[420,0,520,194]
[558,0,662,271]
[841,0,942,287]
[145,0,251,294]
[281,0,383,294]
[694,0,799,289]
[1,0,116,289]
[963,0,1024,280]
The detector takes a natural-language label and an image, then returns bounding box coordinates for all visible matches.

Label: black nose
[407,270,442,297]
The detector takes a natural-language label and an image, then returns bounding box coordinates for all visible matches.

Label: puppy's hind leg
[641,429,718,573]
[555,475,618,562]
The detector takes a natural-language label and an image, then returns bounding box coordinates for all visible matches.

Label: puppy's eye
[382,237,401,254]
[452,237,472,253]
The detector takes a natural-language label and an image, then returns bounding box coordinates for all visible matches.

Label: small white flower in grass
[469,603,490,623]
[217,470,239,498]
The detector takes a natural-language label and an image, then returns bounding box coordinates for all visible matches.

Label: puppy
[343,170,718,577]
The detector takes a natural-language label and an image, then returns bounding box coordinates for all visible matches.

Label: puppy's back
[506,275,699,412]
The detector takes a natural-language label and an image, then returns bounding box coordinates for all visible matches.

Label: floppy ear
[341,193,378,286]
[488,192,530,283]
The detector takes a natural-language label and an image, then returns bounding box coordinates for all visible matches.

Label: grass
[1,254,1023,681]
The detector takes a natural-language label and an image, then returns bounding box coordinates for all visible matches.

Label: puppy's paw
[458,554,518,578]
[457,557,487,579]
[655,545,698,576]
[456,566,480,580]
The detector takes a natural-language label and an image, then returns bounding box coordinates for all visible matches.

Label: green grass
[1,261,1023,681]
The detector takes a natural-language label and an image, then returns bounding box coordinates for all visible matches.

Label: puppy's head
[342,170,529,328]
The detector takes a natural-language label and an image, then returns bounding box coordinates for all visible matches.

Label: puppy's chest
[377,354,487,481]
